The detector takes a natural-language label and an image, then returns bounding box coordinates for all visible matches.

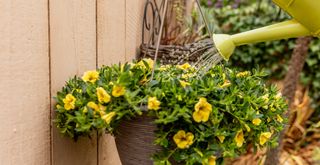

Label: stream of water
[193,47,223,75]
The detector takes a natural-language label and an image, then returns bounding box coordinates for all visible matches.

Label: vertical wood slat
[97,0,125,164]
[125,0,145,60]
[97,0,126,66]
[0,0,50,164]
[49,0,98,165]
[97,1,146,164]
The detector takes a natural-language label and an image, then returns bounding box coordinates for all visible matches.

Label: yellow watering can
[213,0,320,60]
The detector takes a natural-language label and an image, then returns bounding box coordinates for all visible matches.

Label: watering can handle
[230,19,311,46]
[212,19,311,60]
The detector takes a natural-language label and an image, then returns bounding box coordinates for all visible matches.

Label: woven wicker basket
[140,38,213,64]
[115,114,160,165]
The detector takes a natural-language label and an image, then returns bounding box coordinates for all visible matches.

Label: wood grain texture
[97,0,126,66]
[125,0,145,60]
[0,0,50,164]
[97,1,146,165]
[49,0,98,164]
[97,1,125,164]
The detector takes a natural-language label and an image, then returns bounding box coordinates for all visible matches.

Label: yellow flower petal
[177,141,189,149]
[208,156,217,165]
[63,94,76,110]
[186,132,194,145]
[64,103,74,111]
[252,118,262,126]
[193,98,212,123]
[192,111,203,123]
[177,63,191,70]
[97,87,111,103]
[173,130,194,149]
[82,70,99,83]
[148,97,161,110]
[220,79,231,88]
[87,101,99,111]
[112,85,126,97]
[259,132,272,145]
[137,58,154,70]
[217,136,225,143]
[235,129,244,147]
[236,71,250,78]
[101,112,116,124]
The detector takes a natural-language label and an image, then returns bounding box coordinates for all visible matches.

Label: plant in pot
[54,58,287,165]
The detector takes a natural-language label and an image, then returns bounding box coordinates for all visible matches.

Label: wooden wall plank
[97,0,126,66]
[49,0,98,165]
[97,0,125,164]
[125,0,145,60]
[0,0,50,164]
[97,1,146,165]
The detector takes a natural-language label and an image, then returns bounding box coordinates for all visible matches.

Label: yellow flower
[82,70,99,83]
[101,112,116,124]
[276,114,283,123]
[235,129,244,147]
[148,97,161,110]
[236,71,250,78]
[96,87,111,103]
[179,80,190,88]
[259,132,272,145]
[217,136,225,143]
[173,130,194,149]
[137,58,154,69]
[177,63,191,70]
[112,85,126,97]
[208,156,217,165]
[193,98,212,123]
[87,101,99,111]
[220,79,231,88]
[252,118,262,126]
[63,94,76,110]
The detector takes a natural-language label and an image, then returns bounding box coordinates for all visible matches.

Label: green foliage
[54,59,287,164]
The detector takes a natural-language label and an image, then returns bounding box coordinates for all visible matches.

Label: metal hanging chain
[195,0,214,41]
[150,0,169,81]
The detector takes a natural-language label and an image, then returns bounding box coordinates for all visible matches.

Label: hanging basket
[115,114,160,165]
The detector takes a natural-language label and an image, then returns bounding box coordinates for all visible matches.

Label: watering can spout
[214,0,320,60]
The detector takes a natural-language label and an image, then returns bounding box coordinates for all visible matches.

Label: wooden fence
[0,0,146,164]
